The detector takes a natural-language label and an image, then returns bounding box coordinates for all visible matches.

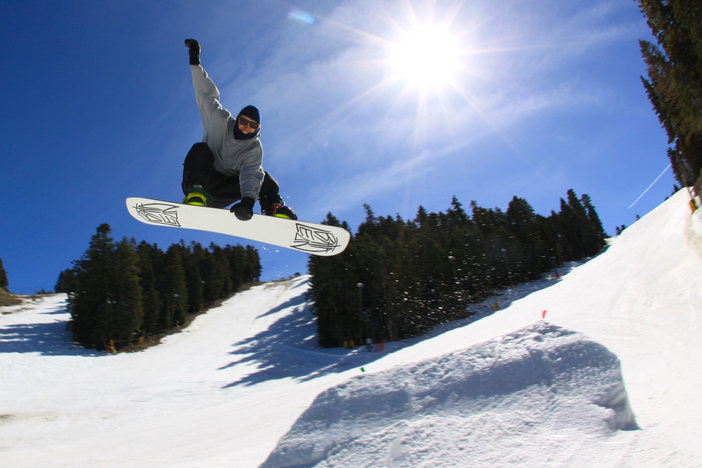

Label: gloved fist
[185,39,200,65]
[231,197,255,221]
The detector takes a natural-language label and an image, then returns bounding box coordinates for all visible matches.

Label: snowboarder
[181,39,296,221]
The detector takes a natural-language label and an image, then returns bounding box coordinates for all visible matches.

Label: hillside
[1,189,701,467]
[0,287,20,307]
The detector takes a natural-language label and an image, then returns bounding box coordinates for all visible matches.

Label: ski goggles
[238,116,259,129]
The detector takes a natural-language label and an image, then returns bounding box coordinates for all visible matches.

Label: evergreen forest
[308,190,607,348]
[56,223,261,351]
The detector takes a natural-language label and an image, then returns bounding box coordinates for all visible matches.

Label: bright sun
[388,25,462,89]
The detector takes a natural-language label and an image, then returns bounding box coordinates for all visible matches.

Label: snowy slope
[1,189,701,467]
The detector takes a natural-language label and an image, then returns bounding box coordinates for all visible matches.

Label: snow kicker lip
[133,203,181,227]
[260,322,638,468]
[291,223,341,254]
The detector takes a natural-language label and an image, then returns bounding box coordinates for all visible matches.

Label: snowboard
[126,197,350,256]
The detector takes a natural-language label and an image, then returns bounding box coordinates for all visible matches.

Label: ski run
[2,189,702,467]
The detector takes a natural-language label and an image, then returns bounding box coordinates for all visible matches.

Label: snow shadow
[220,269,581,389]
[256,295,307,319]
[221,302,386,388]
[0,307,100,357]
[260,322,638,468]
[223,262,582,388]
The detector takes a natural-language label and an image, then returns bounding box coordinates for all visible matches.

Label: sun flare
[388,25,462,89]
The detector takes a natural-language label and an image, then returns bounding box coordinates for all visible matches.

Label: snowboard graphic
[126,197,350,256]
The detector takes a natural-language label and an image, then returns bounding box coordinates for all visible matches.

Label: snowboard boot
[267,203,298,220]
[183,186,212,207]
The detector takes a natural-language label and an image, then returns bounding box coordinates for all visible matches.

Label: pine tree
[136,241,161,335]
[222,244,243,292]
[308,213,358,347]
[245,246,262,282]
[55,268,77,293]
[69,224,115,349]
[0,257,9,292]
[181,245,204,313]
[581,194,608,246]
[212,245,233,298]
[447,196,470,227]
[638,0,702,186]
[67,226,145,349]
[199,243,229,303]
[158,245,189,329]
[106,239,144,345]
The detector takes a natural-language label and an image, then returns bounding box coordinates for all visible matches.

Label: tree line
[307,190,607,348]
[637,0,702,197]
[56,223,261,351]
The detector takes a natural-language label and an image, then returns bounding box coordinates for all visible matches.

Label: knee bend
[184,142,215,168]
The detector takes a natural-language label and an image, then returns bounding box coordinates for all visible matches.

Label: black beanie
[238,105,260,125]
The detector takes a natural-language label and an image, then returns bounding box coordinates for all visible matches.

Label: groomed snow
[1,189,701,467]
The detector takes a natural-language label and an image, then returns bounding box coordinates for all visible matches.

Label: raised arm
[185,39,231,138]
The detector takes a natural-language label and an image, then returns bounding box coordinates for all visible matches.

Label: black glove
[231,197,255,221]
[185,39,200,65]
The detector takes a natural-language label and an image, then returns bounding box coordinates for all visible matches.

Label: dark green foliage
[159,245,189,329]
[67,232,143,349]
[108,239,144,343]
[0,257,9,291]
[69,224,144,349]
[55,268,77,293]
[135,241,161,336]
[309,191,607,348]
[637,0,702,188]
[63,224,261,351]
[179,243,204,314]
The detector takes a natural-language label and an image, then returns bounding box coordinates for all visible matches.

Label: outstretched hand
[185,39,200,65]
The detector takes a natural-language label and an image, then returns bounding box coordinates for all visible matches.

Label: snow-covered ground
[2,189,701,467]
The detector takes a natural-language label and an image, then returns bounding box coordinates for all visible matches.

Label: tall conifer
[0,257,9,291]
[638,0,702,186]
[69,224,115,349]
[136,241,161,335]
[158,245,189,329]
[107,239,144,344]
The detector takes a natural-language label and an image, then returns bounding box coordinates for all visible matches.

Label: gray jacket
[191,65,265,201]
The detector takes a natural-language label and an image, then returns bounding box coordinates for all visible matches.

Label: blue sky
[0,0,675,294]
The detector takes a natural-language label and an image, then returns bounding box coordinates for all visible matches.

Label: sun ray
[266,0,561,172]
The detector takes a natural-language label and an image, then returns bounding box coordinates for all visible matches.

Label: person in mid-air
[181,39,296,221]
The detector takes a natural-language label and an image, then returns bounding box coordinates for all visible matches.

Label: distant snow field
[2,189,702,467]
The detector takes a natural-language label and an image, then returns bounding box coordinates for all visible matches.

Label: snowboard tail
[126,197,350,256]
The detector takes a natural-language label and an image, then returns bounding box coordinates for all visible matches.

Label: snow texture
[261,323,636,468]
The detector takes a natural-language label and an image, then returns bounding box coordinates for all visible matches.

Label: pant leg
[207,172,242,208]
[182,143,242,208]
[183,143,283,211]
[258,172,283,214]
[182,143,215,196]
[212,171,281,211]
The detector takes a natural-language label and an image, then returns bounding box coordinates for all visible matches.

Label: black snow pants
[181,142,283,211]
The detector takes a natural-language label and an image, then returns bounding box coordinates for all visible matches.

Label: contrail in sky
[629,163,671,209]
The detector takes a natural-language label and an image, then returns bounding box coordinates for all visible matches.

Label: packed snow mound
[261,322,636,468]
